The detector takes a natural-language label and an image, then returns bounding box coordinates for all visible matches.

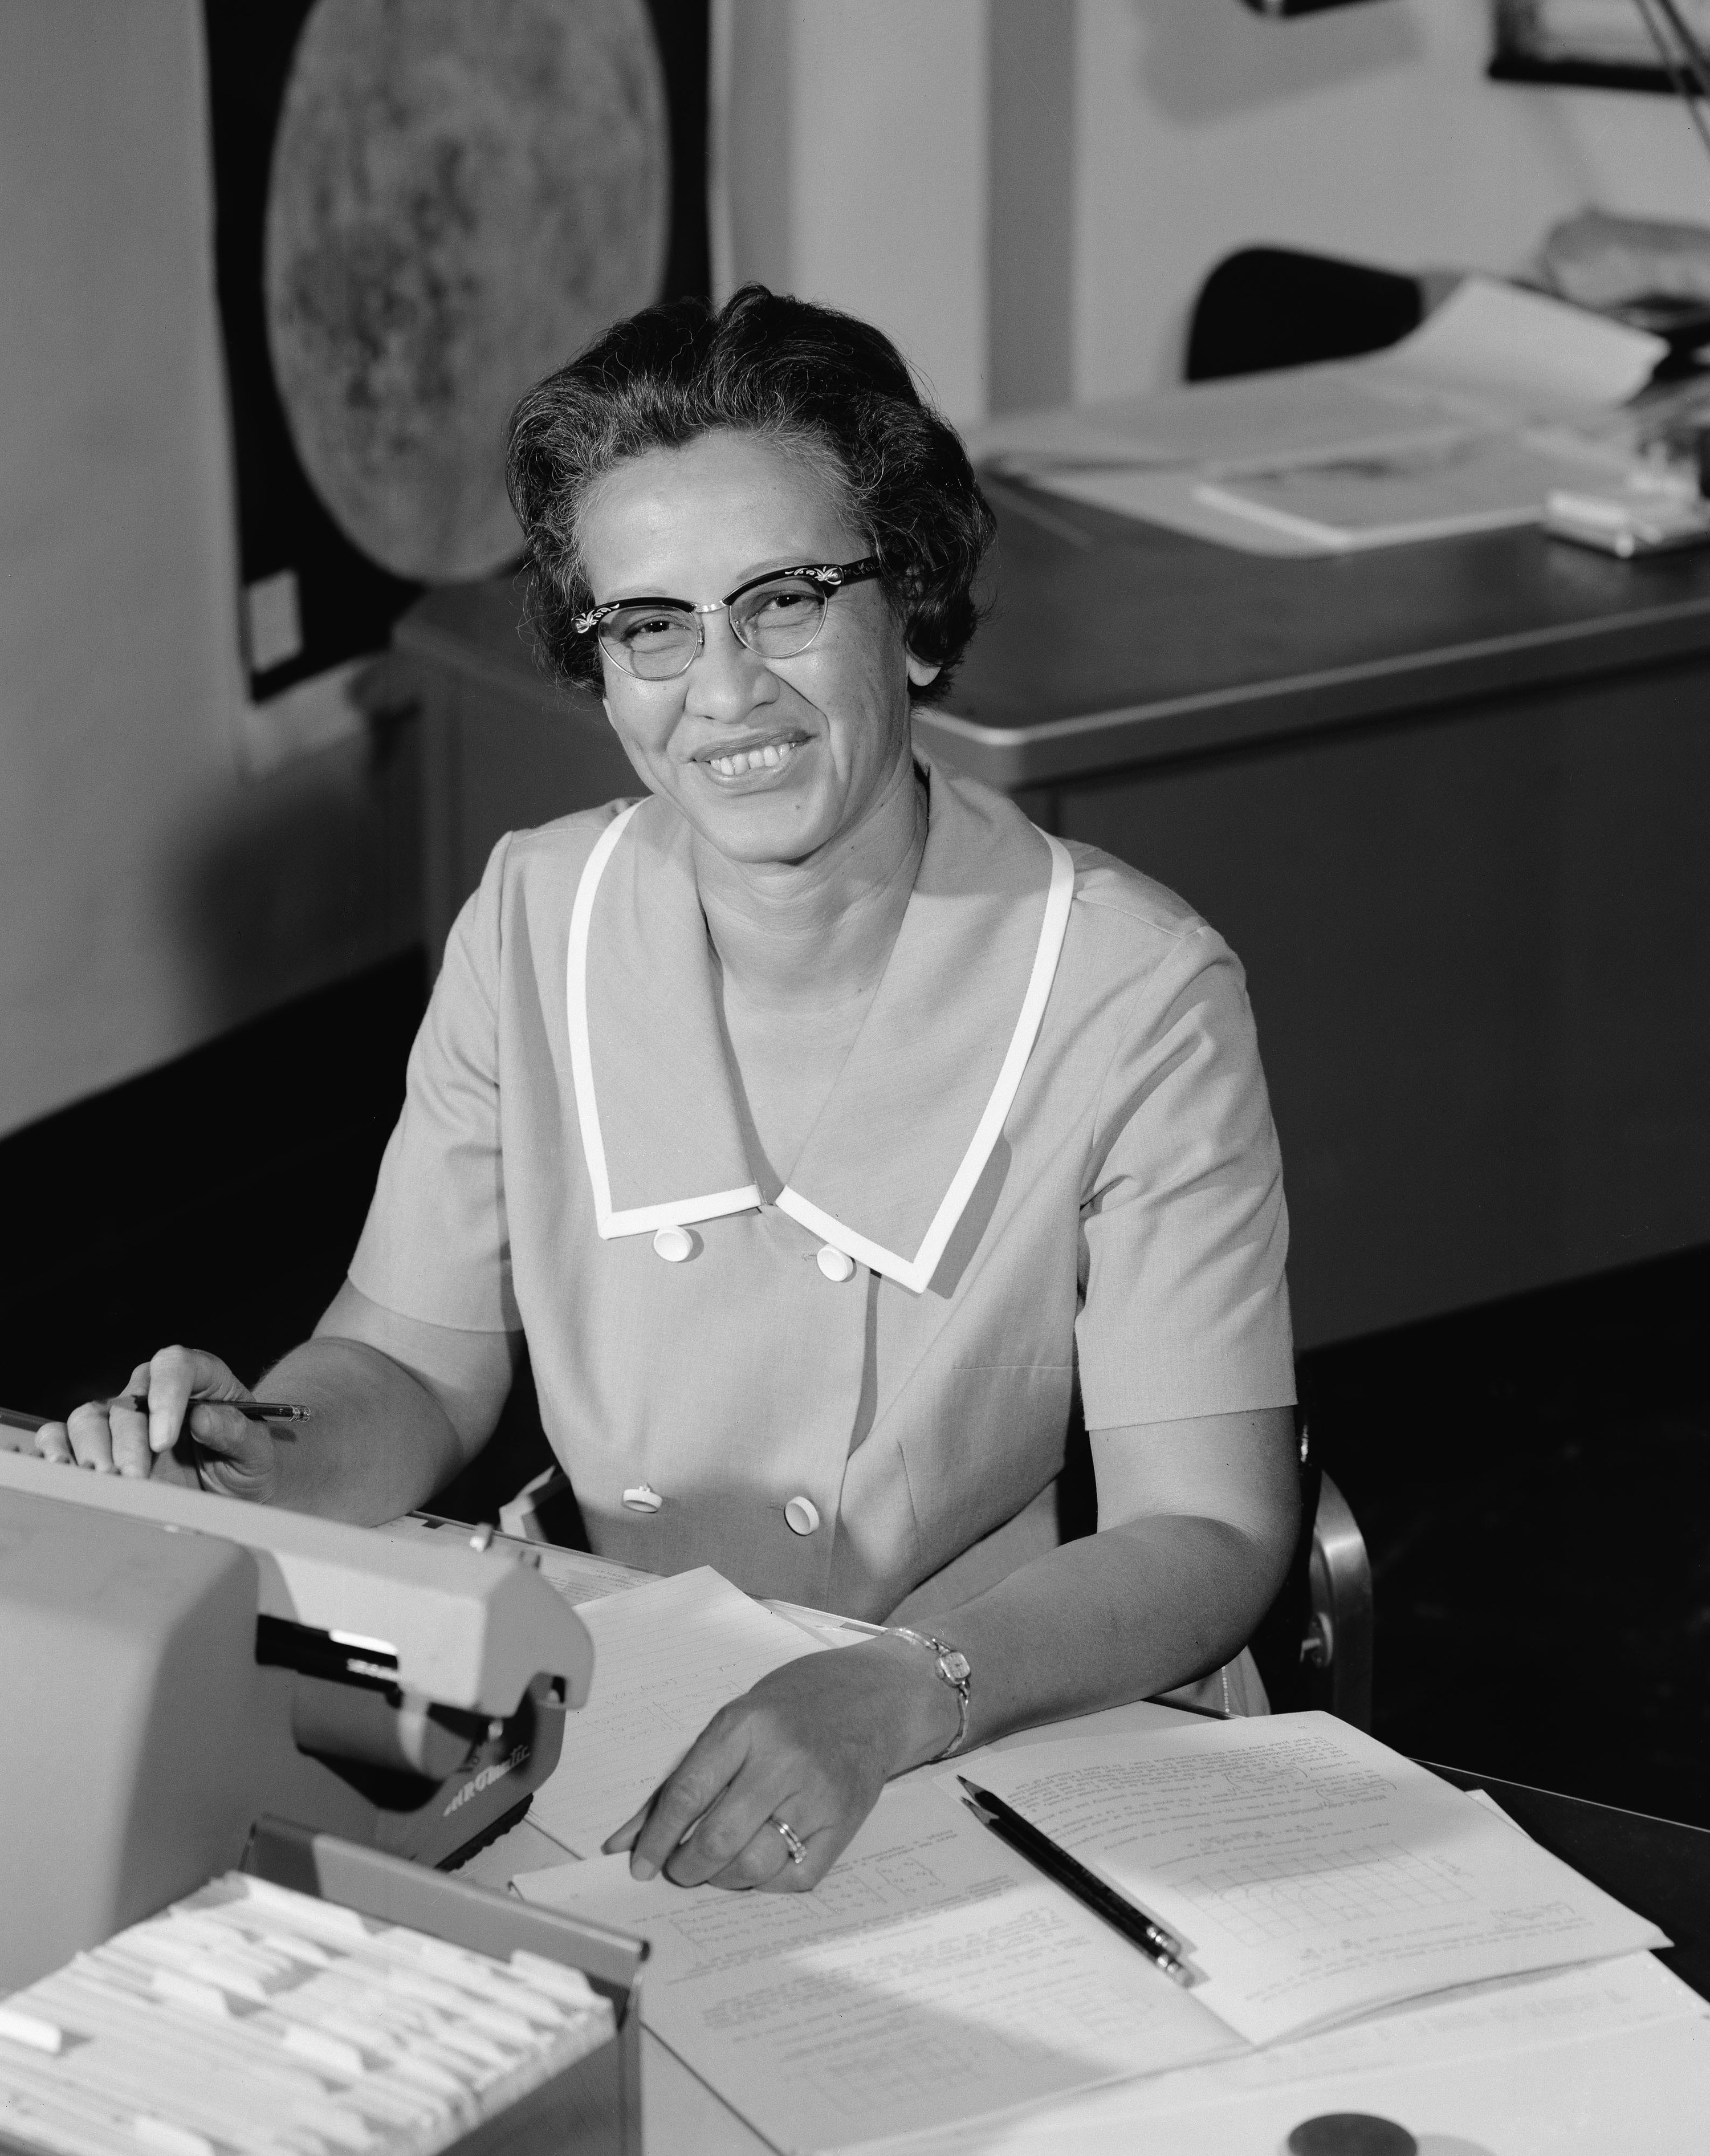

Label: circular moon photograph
[264,0,670,583]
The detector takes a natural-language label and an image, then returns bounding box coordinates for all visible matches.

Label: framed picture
[203,1,709,705]
[1491,0,1710,91]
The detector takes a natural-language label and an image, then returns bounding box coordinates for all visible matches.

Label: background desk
[396,501,1710,1348]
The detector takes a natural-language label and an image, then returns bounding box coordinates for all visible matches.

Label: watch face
[942,1651,972,1685]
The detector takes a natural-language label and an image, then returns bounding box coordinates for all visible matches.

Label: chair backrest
[1248,1422,1373,1727]
[1185,245,1423,383]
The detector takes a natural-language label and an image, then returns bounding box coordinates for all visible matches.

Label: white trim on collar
[566,805,1076,1288]
[776,833,1075,1292]
[566,803,763,1239]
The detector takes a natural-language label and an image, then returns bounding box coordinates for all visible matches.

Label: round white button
[816,1244,856,1283]
[622,1484,663,1514]
[784,1495,821,1536]
[653,1225,694,1263]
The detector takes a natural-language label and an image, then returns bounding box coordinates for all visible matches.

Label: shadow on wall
[1131,0,1424,123]
[164,686,422,1041]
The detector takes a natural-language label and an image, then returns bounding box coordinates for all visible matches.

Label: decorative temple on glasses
[573,555,883,678]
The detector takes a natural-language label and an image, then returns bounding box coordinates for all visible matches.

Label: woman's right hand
[33,1345,279,1503]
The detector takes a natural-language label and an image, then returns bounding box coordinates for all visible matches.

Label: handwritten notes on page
[954,1713,1667,2048]
[528,1566,825,1857]
[514,1784,1237,2153]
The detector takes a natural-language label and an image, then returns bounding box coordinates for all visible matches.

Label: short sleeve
[348,836,523,1333]
[1075,921,1294,1429]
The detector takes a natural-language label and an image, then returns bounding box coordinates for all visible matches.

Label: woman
[37,287,1298,1894]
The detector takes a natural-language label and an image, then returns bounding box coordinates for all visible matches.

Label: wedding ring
[771,1816,807,1866]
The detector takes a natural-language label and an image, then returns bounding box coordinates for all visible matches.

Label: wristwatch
[889,1627,973,1760]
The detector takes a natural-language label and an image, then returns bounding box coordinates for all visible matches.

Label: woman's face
[577,430,938,868]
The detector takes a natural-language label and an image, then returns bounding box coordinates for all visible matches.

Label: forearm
[914,1511,1289,1751]
[888,1406,1301,1763]
[252,1337,469,1523]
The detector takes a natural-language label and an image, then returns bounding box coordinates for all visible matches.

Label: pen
[116,1394,315,1423]
[956,1777,1195,1985]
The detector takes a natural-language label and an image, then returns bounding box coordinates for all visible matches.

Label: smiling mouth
[703,738,806,779]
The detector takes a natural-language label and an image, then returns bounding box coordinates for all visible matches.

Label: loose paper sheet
[953,1714,1667,2047]
[529,1566,826,1856]
[514,1784,1237,2153]
[1374,275,1667,413]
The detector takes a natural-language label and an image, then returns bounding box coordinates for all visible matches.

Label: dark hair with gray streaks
[504,284,996,703]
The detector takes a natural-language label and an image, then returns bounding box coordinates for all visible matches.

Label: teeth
[708,741,799,778]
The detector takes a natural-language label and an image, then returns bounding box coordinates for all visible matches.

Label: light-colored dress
[351,759,1295,1702]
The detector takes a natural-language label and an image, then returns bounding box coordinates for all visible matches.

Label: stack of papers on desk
[977,278,1672,558]
[513,1712,1674,2153]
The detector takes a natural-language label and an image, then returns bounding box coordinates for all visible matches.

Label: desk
[396,490,1710,1347]
[458,1715,1710,2153]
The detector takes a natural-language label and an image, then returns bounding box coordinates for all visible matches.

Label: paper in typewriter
[515,1782,1237,2152]
[953,1712,1667,2047]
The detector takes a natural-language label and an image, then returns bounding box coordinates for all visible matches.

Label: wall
[713,2,1710,416]
[0,2,418,1142]
[717,0,991,424]
[1072,0,1710,400]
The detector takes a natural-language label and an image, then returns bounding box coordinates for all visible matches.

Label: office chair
[1247,1420,1374,1727]
[1185,245,1424,383]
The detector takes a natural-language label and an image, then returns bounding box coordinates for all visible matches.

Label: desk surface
[400,476,1710,792]
[928,485,1710,786]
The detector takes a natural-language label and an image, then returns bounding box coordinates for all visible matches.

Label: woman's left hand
[601,1635,955,1891]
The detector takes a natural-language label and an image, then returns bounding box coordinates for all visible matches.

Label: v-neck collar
[565,762,1074,1293]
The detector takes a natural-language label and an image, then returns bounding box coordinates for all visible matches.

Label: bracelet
[888,1626,972,1762]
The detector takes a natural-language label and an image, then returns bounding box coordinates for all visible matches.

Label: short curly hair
[504,284,996,703]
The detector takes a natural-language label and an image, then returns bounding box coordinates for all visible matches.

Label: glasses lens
[600,606,699,678]
[730,579,829,658]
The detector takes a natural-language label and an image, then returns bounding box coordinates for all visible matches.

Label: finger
[145,1345,246,1456]
[142,1445,205,1491]
[184,1397,268,1462]
[703,1814,816,1893]
[66,1400,119,1473]
[32,1419,73,1466]
[600,1803,651,1856]
[625,1726,751,1881]
[663,1766,799,1889]
[754,1822,849,1894]
[96,1363,153,1479]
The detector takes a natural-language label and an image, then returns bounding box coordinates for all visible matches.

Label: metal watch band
[889,1626,972,1762]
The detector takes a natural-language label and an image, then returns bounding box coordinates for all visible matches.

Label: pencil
[957,1777,1194,1985]
[116,1393,314,1423]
